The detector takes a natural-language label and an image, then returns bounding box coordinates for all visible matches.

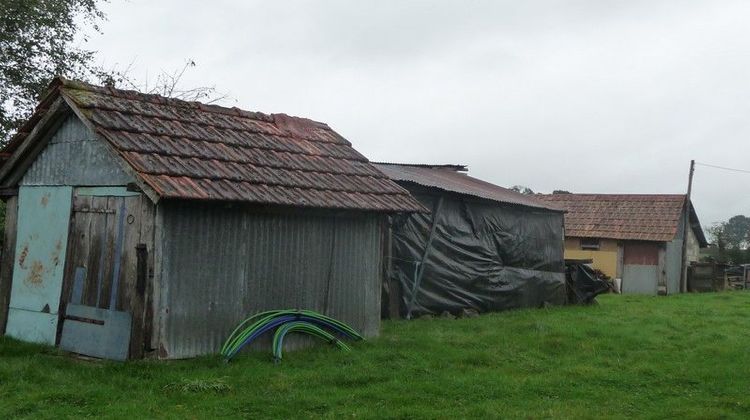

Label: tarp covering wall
[390,188,566,317]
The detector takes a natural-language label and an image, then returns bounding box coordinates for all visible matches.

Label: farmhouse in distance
[539,193,708,295]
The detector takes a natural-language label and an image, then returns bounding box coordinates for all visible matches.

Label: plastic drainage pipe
[220,309,363,361]
[221,310,286,355]
[271,321,351,362]
[225,316,296,359]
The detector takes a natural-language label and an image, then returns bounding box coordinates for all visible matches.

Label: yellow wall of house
[563,238,619,278]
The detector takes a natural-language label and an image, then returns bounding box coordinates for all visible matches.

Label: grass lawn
[1,293,750,419]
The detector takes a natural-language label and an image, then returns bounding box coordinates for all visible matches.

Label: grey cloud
[86,0,750,229]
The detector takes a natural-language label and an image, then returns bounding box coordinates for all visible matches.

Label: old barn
[538,193,708,294]
[374,163,567,318]
[0,78,422,359]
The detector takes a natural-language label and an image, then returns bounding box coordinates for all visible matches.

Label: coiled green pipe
[272,321,351,361]
[221,309,363,361]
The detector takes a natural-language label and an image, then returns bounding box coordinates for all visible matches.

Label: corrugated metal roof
[3,78,424,212]
[373,163,563,211]
[538,193,707,245]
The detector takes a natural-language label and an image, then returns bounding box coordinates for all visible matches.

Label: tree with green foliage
[708,215,750,264]
[511,185,535,195]
[0,1,228,245]
[0,0,108,143]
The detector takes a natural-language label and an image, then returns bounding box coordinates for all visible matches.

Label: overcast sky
[82,0,750,229]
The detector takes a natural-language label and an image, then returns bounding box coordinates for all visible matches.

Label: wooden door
[59,187,153,358]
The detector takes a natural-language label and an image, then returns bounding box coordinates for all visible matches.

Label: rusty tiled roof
[373,163,563,211]
[538,193,706,244]
[7,78,424,212]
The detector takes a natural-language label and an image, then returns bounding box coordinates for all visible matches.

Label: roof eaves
[0,97,70,187]
[688,201,708,247]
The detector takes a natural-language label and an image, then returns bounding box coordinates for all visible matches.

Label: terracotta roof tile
[28,78,425,212]
[537,193,687,241]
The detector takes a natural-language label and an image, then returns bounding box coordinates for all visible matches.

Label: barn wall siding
[21,115,133,187]
[158,202,383,359]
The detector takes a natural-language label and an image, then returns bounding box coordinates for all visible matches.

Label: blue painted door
[5,186,72,344]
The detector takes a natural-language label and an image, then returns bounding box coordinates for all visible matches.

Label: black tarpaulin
[565,261,611,304]
[390,190,566,317]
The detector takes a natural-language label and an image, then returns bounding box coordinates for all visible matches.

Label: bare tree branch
[102,59,231,105]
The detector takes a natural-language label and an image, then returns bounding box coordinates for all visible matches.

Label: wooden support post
[679,159,695,293]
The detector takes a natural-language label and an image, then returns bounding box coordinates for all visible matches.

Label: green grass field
[1,293,749,419]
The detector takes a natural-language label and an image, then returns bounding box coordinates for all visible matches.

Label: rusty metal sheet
[5,186,72,344]
[373,163,562,211]
[623,241,660,266]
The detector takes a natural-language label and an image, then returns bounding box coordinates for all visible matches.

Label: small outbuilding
[538,193,708,294]
[0,78,422,359]
[373,163,567,318]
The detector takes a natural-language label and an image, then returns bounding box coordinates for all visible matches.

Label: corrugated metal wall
[158,202,383,359]
[21,115,133,186]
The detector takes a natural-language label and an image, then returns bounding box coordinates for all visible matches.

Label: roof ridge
[71,103,348,146]
[58,77,333,132]
[372,162,468,172]
[542,193,686,197]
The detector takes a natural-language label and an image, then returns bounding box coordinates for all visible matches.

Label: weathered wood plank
[150,204,165,355]
[57,194,87,342]
[121,195,144,358]
[140,197,156,353]
[98,196,117,310]
[0,196,19,334]
[84,197,106,307]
